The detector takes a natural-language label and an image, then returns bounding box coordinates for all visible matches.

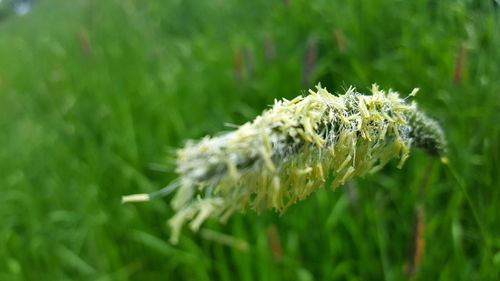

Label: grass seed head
[125,84,447,244]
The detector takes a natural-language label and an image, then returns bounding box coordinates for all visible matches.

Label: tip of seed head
[122,193,151,203]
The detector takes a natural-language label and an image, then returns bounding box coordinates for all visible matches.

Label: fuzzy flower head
[124,84,447,243]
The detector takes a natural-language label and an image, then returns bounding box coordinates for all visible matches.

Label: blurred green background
[1,0,499,280]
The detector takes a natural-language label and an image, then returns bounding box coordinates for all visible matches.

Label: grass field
[0,0,499,280]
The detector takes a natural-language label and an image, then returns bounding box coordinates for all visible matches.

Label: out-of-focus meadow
[0,0,499,280]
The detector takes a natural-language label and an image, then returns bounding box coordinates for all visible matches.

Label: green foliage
[0,0,498,280]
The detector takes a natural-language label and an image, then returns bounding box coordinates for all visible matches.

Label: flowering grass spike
[123,84,447,243]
